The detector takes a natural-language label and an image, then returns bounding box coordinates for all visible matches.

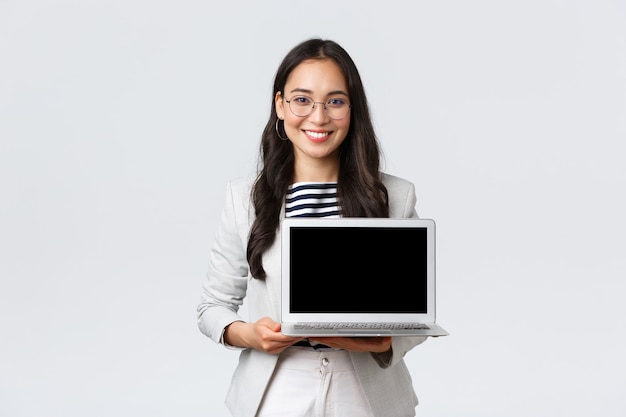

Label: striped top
[285,182,340,218]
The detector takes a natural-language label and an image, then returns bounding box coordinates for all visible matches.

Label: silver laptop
[280,217,449,337]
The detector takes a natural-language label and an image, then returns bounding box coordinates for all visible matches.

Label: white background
[1,1,625,416]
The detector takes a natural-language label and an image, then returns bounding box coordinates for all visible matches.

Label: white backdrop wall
[1,1,625,416]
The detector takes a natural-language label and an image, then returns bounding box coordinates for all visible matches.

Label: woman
[197,38,428,417]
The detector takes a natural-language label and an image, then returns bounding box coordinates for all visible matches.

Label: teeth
[306,131,329,139]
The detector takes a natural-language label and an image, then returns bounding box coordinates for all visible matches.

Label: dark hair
[247,38,389,279]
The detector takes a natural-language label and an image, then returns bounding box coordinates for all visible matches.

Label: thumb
[258,316,281,331]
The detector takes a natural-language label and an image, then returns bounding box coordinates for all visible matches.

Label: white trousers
[256,347,375,417]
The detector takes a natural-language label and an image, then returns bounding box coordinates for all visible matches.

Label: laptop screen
[288,226,428,314]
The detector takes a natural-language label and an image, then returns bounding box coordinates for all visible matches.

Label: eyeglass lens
[287,96,350,120]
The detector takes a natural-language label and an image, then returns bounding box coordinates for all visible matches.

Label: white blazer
[198,173,428,417]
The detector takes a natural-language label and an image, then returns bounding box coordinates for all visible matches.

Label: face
[276,59,351,175]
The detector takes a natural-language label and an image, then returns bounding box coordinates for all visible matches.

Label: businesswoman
[197,38,428,417]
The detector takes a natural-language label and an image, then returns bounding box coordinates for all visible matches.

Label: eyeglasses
[284,95,351,120]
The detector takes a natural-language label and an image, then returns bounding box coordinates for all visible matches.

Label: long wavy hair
[247,38,389,279]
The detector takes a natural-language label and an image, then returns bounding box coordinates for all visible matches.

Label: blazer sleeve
[197,179,251,346]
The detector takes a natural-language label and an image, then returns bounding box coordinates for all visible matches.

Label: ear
[275,91,285,120]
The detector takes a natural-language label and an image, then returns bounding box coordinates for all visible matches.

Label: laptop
[280,217,449,337]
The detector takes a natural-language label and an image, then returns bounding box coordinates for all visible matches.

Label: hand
[309,336,392,353]
[224,317,304,354]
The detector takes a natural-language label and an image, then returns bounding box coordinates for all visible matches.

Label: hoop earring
[275,119,288,141]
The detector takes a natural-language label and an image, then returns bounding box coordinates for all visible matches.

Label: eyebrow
[289,88,349,97]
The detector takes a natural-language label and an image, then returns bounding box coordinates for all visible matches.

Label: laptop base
[281,322,449,337]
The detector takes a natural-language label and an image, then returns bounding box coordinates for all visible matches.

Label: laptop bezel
[280,217,437,325]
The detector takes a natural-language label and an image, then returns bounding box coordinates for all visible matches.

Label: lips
[304,130,331,143]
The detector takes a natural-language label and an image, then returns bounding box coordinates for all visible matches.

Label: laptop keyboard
[293,322,430,330]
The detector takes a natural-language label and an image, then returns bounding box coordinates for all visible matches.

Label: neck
[293,158,339,183]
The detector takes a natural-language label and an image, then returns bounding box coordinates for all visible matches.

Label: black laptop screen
[289,226,428,314]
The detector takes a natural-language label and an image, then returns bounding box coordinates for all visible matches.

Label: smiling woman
[197,38,429,417]
[276,58,352,180]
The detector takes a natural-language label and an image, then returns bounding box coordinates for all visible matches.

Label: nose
[308,102,330,123]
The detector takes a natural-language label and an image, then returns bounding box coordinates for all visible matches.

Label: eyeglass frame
[283,95,352,120]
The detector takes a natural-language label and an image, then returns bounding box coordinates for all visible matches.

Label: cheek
[337,116,351,131]
[283,114,303,130]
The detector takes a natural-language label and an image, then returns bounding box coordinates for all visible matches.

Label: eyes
[290,95,349,108]
[284,94,352,120]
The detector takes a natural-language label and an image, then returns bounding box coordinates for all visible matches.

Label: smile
[305,130,331,141]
